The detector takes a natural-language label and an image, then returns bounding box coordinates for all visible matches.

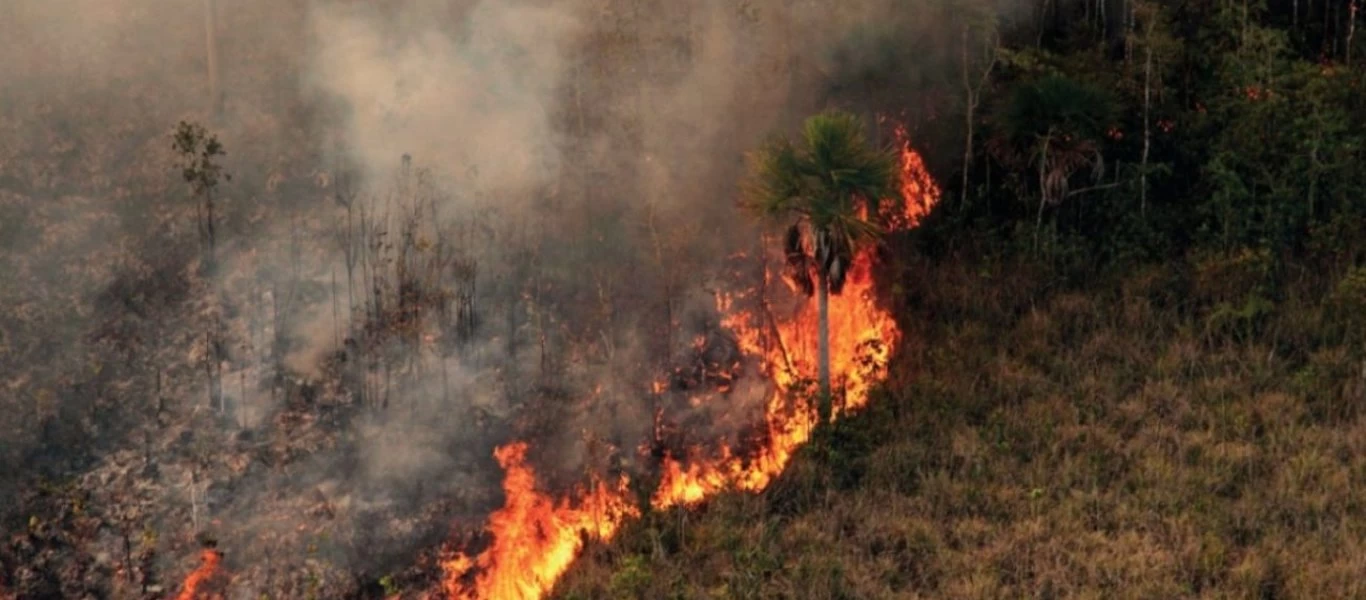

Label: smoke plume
[0,0,983,595]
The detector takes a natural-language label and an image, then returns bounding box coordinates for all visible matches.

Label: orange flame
[891,122,941,229]
[174,548,223,600]
[434,123,939,598]
[652,124,939,509]
[438,443,640,600]
[652,241,898,507]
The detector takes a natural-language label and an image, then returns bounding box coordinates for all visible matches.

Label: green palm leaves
[744,110,900,295]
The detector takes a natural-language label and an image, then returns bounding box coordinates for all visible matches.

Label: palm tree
[743,110,900,425]
[986,75,1113,248]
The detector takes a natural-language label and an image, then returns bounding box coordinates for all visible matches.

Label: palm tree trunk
[816,271,831,424]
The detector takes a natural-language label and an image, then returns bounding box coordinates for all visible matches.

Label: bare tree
[173,121,230,412]
[333,165,360,323]
[959,14,999,209]
[1134,1,1172,218]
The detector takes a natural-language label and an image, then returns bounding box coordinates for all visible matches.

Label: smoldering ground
[1,0,1000,595]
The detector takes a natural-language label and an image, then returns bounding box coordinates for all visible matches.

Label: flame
[890,122,941,229]
[651,243,897,507]
[174,548,223,600]
[652,124,939,509]
[438,442,640,600]
[433,123,939,598]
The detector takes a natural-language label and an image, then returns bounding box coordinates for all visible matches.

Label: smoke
[0,0,194,83]
[0,0,999,595]
[204,0,845,581]
[304,1,580,195]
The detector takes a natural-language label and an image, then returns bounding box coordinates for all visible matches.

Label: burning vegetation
[3,2,953,598]
[14,0,1366,597]
[173,547,224,600]
[430,127,940,600]
[436,443,638,599]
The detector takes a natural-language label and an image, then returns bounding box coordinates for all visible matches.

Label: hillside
[5,0,1366,599]
[554,248,1366,598]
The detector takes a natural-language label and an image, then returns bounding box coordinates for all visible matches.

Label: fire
[175,548,223,600]
[438,443,640,600]
[652,124,939,509]
[890,122,941,229]
[434,123,939,598]
[651,240,899,507]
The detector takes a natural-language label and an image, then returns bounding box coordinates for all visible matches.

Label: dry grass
[552,251,1366,599]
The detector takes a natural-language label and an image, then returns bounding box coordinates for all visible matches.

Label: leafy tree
[1130,1,1179,219]
[743,110,899,425]
[172,121,230,412]
[1192,12,1366,253]
[955,0,1001,211]
[172,121,230,276]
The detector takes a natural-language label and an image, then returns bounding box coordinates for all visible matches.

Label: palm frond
[999,75,1115,144]
[743,109,899,296]
[741,137,811,217]
[801,112,899,225]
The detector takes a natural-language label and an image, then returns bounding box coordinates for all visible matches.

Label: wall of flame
[427,127,940,600]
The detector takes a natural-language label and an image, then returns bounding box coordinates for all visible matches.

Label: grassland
[552,245,1366,599]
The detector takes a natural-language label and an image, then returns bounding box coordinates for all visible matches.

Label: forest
[3,0,1366,598]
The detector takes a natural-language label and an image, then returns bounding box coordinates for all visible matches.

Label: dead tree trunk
[960,24,998,209]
